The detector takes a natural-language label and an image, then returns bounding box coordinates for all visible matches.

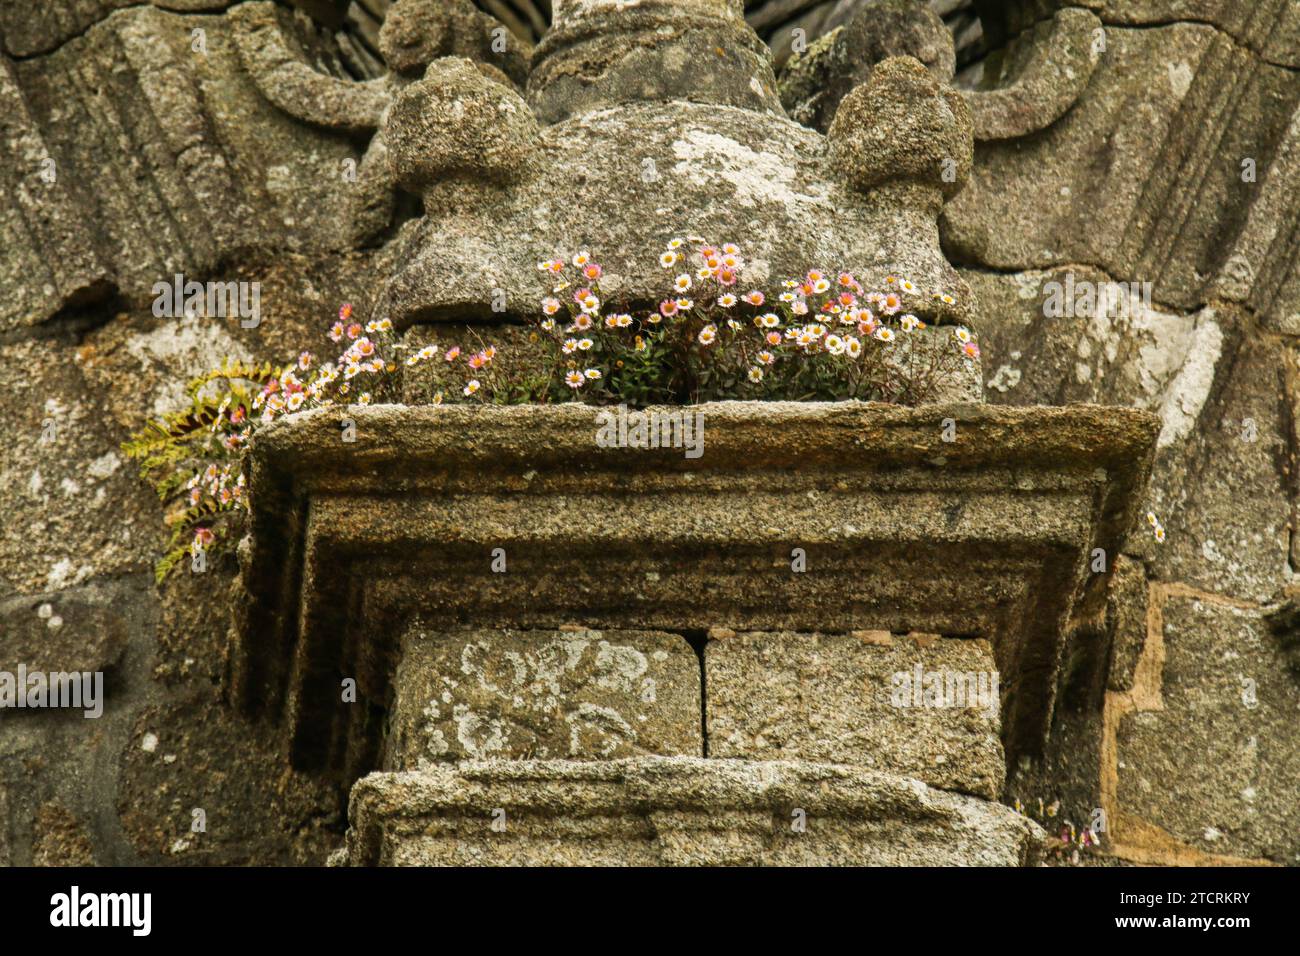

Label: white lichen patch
[124,315,254,416]
[452,704,509,759]
[593,641,649,693]
[86,450,121,480]
[987,364,1021,393]
[1154,312,1222,450]
[670,130,831,213]
[566,703,637,757]
[399,630,696,764]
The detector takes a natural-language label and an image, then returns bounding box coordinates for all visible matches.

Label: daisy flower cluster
[531,239,978,405]
[125,303,489,581]
[1145,510,1166,543]
[403,340,502,400]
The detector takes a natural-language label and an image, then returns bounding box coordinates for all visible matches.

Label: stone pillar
[529,0,784,123]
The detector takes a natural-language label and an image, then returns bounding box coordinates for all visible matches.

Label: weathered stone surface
[378,0,529,81]
[960,266,1227,411]
[387,628,702,767]
[380,0,976,332]
[1213,96,1300,334]
[0,336,160,595]
[231,401,1157,786]
[73,250,399,429]
[344,758,1045,866]
[387,58,540,191]
[987,0,1300,70]
[0,55,113,331]
[780,0,955,133]
[943,22,1300,318]
[230,1,390,135]
[32,802,95,866]
[1106,556,1149,693]
[0,781,9,865]
[380,97,975,329]
[116,691,339,864]
[0,4,368,327]
[1115,594,1300,863]
[968,264,1291,605]
[1148,333,1292,604]
[959,8,1102,142]
[527,0,783,125]
[827,56,972,200]
[0,582,130,675]
[706,631,1004,798]
[0,0,224,58]
[1264,598,1300,678]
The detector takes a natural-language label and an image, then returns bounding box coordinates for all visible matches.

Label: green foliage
[515,240,979,407]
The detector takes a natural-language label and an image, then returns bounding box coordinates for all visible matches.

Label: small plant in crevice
[121,304,489,581]
[1012,796,1105,863]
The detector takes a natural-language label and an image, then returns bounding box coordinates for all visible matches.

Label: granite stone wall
[1,0,1295,866]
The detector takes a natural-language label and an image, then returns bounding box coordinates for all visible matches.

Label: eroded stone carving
[232,0,532,245]
[378,0,977,329]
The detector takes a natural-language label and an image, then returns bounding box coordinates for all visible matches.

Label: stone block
[706,631,1005,798]
[344,758,1044,866]
[0,338,159,595]
[1106,556,1149,693]
[1116,594,1300,862]
[387,628,702,766]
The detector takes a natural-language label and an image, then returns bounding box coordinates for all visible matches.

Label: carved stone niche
[229,401,1157,865]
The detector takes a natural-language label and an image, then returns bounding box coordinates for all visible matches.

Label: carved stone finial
[379,0,977,329]
[386,57,540,192]
[828,56,973,201]
[529,0,783,124]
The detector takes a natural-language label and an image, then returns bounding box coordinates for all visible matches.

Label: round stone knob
[386,57,540,193]
[827,56,973,199]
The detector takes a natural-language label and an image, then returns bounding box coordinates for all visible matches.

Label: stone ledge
[231,401,1158,791]
[343,757,1046,867]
